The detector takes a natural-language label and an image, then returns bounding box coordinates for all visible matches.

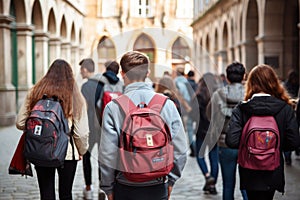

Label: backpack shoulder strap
[114,95,137,114]
[147,94,168,113]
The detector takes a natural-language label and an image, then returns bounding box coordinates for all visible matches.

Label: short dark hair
[226,62,245,83]
[79,58,95,72]
[105,60,119,74]
[187,70,195,77]
[120,51,149,81]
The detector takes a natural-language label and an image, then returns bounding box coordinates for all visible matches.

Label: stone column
[33,31,49,81]
[217,50,227,74]
[61,41,72,65]
[49,37,61,64]
[71,44,80,76]
[0,15,16,126]
[16,23,34,110]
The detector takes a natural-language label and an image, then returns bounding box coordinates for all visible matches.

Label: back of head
[187,70,195,78]
[120,51,149,81]
[226,62,245,83]
[30,59,80,118]
[79,58,95,72]
[176,66,185,76]
[156,76,177,94]
[105,60,119,74]
[245,64,290,103]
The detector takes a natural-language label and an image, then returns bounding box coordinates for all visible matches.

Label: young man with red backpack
[99,51,188,200]
[80,59,124,200]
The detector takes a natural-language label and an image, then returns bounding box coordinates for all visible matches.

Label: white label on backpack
[146,134,154,146]
[34,125,42,136]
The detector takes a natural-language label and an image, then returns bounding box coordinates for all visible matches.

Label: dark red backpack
[114,94,174,182]
[238,115,280,171]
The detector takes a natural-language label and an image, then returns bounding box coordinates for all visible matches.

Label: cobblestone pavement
[1,126,300,200]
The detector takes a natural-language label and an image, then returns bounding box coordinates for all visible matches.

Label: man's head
[120,51,149,83]
[176,66,185,76]
[79,58,95,79]
[104,60,120,74]
[226,62,245,83]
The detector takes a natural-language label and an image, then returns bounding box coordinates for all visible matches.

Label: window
[176,0,193,18]
[102,0,118,17]
[97,37,116,70]
[172,37,190,60]
[131,0,152,17]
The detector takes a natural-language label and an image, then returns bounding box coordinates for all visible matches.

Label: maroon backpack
[238,115,280,171]
[114,94,174,182]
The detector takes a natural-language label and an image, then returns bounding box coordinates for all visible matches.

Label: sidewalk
[1,125,300,199]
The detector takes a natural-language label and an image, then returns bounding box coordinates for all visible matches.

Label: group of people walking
[15,50,300,200]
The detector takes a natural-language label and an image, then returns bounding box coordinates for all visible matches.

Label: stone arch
[11,0,26,23]
[71,22,75,43]
[0,0,3,13]
[97,36,116,72]
[243,0,258,70]
[264,0,299,79]
[48,8,56,36]
[32,0,43,30]
[60,15,67,40]
[133,33,156,79]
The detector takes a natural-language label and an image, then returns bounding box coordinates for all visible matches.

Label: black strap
[69,123,75,160]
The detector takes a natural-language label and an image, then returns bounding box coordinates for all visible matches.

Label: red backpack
[96,81,122,123]
[114,94,174,182]
[238,115,280,171]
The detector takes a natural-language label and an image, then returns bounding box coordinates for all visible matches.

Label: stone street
[1,125,300,200]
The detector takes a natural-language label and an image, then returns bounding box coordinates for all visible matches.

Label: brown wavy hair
[28,59,85,118]
[244,64,291,105]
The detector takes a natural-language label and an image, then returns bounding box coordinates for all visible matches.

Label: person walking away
[16,59,89,200]
[174,67,195,157]
[283,70,299,165]
[99,51,188,200]
[207,62,248,200]
[79,58,105,199]
[194,72,222,195]
[226,64,300,200]
[155,75,185,116]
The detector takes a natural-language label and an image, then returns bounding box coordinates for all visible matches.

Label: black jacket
[226,95,300,192]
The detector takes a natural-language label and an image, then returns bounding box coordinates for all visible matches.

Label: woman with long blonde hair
[16,59,89,200]
[226,64,300,200]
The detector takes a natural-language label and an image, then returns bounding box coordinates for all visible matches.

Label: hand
[168,186,173,199]
[107,193,114,200]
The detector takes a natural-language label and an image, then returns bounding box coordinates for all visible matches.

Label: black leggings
[35,160,78,200]
[82,150,101,186]
[114,182,168,200]
[246,190,275,200]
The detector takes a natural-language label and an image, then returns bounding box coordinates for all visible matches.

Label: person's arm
[225,104,243,149]
[162,100,188,191]
[16,92,32,130]
[282,105,300,151]
[99,102,121,196]
[72,103,89,155]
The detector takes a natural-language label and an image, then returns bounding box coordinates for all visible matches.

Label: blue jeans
[196,138,219,181]
[219,147,248,200]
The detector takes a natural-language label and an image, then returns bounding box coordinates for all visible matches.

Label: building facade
[0,0,85,126]
[192,0,299,78]
[83,0,194,80]
[0,0,194,126]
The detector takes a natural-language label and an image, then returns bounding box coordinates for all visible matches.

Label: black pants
[82,150,101,186]
[35,160,78,200]
[246,190,275,200]
[114,182,168,200]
